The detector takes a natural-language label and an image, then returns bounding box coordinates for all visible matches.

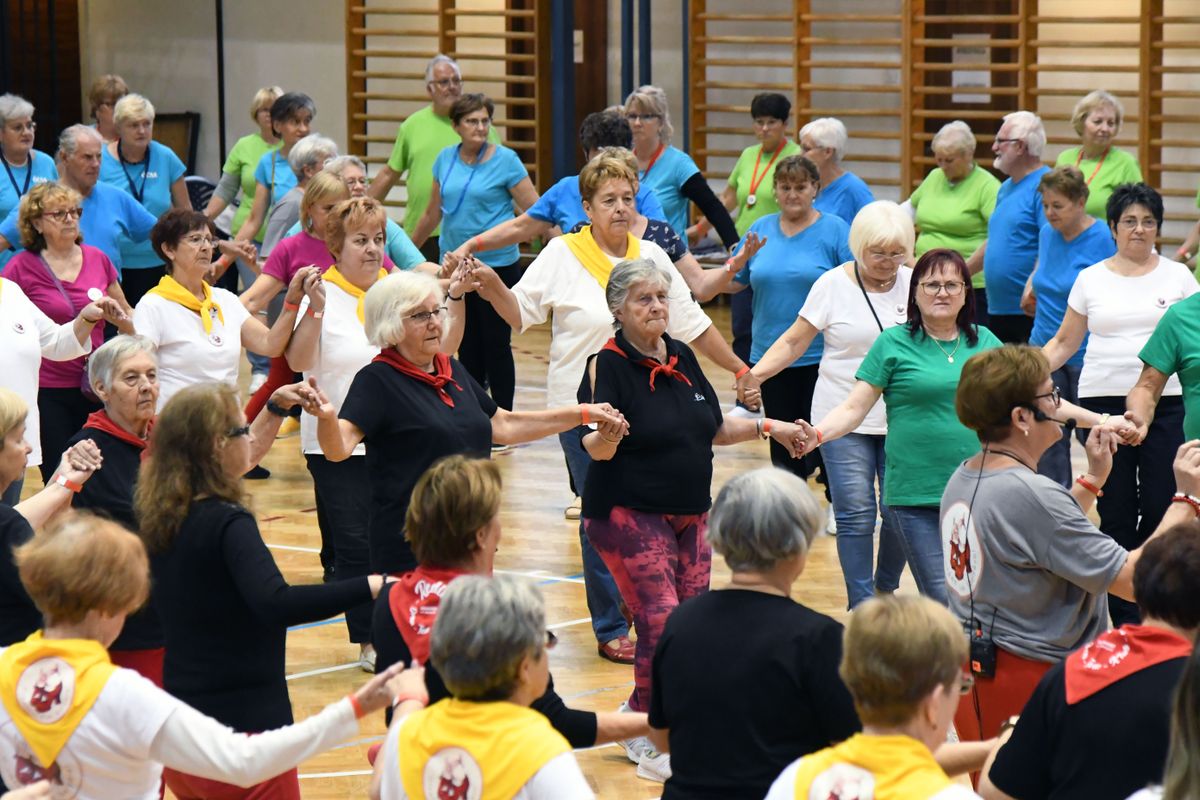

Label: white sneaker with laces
[637,750,672,783]
[826,505,838,536]
[617,702,651,764]
[248,372,268,395]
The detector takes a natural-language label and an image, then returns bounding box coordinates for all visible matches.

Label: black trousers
[758,363,828,496]
[988,313,1033,345]
[1081,394,1185,626]
[306,454,374,643]
[37,387,101,484]
[731,287,753,365]
[419,236,440,264]
[120,264,168,309]
[458,261,521,411]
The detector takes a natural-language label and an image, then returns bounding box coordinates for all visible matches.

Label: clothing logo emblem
[941,501,983,598]
[423,747,483,800]
[1079,628,1131,671]
[0,724,83,796]
[11,322,25,335]
[1156,297,1168,308]
[208,332,223,347]
[694,392,706,402]
[808,762,876,799]
[17,659,73,723]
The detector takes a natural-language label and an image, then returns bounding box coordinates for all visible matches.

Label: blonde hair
[1072,90,1125,137]
[113,93,155,129]
[86,74,128,118]
[932,120,976,157]
[624,85,674,143]
[325,196,386,255]
[17,182,83,252]
[848,200,915,267]
[579,148,638,204]
[0,387,28,439]
[301,172,350,235]
[250,85,284,122]
[364,271,442,349]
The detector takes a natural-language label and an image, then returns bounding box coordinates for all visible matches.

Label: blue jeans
[822,433,907,609]
[1036,363,1084,488]
[558,429,630,644]
[238,259,270,375]
[889,505,948,604]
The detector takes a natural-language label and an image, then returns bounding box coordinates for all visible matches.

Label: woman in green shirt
[1054,90,1142,220]
[204,86,282,242]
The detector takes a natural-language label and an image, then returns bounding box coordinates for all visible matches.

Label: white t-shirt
[1126,789,1162,800]
[298,287,379,456]
[0,278,89,466]
[133,287,252,410]
[376,712,595,800]
[799,264,912,435]
[765,757,982,800]
[1067,256,1197,398]
[512,237,713,409]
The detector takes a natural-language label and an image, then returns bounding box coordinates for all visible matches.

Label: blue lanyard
[1,146,31,199]
[117,141,149,203]
[440,143,489,216]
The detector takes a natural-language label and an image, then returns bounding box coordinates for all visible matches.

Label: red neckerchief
[82,411,153,461]
[1064,624,1193,705]
[601,336,693,392]
[388,565,469,664]
[372,349,462,408]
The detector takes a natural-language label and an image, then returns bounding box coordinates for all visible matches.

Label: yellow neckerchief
[0,632,117,769]
[146,274,224,334]
[561,224,640,290]
[791,733,954,800]
[322,265,387,324]
[398,698,570,800]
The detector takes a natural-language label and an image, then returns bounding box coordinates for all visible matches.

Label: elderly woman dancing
[799,116,874,225]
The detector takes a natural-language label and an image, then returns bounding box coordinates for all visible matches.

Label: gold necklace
[927,330,962,363]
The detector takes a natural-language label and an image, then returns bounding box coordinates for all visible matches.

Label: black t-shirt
[0,504,38,646]
[371,582,598,748]
[580,332,722,519]
[988,655,1185,800]
[649,590,860,800]
[340,359,497,574]
[65,426,160,651]
[569,218,689,262]
[155,498,372,731]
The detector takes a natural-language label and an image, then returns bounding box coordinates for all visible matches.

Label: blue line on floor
[538,572,585,585]
[289,616,345,631]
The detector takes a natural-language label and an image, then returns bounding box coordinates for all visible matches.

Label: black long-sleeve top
[154,498,372,731]
[682,172,740,249]
[0,504,38,646]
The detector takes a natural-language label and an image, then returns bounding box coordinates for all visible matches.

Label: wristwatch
[266,399,290,418]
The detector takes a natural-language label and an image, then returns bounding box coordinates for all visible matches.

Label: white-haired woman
[300,269,626,576]
[370,574,594,800]
[647,468,860,793]
[258,133,338,258]
[625,85,737,246]
[0,94,58,271]
[905,120,999,320]
[1054,90,1142,219]
[740,200,912,609]
[98,93,189,307]
[799,117,874,225]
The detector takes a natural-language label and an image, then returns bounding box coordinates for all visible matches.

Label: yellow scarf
[561,224,640,290]
[147,274,224,334]
[0,633,116,769]
[791,734,954,800]
[398,698,570,799]
[322,265,387,324]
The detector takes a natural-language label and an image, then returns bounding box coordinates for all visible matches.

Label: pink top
[4,245,117,388]
[261,231,394,284]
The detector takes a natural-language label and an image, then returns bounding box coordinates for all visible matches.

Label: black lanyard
[1,146,31,199]
[853,263,886,332]
[116,140,149,203]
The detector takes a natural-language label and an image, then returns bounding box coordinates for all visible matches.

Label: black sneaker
[244,464,270,480]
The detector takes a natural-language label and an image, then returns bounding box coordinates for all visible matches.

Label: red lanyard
[640,144,665,179]
[1074,147,1109,186]
[748,143,785,202]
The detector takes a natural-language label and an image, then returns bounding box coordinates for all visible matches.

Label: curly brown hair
[17,182,83,252]
[134,383,246,553]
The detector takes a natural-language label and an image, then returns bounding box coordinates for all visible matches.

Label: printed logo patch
[423,747,483,800]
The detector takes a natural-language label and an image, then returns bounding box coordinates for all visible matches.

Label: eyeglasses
[867,250,907,264]
[43,207,83,223]
[343,177,369,188]
[918,280,965,297]
[626,113,660,123]
[460,117,491,128]
[545,630,558,650]
[429,77,463,89]
[6,121,35,134]
[1117,217,1158,231]
[182,233,215,248]
[1033,386,1062,408]
[405,307,447,325]
[959,673,975,696]
[228,425,251,439]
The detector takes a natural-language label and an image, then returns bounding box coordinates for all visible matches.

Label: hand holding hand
[299,377,337,419]
[580,403,625,429]
[794,419,821,457]
[1173,440,1200,498]
[595,415,629,444]
[299,267,325,311]
[766,420,803,458]
[1102,412,1141,446]
[447,262,477,298]
[734,369,762,410]
[351,661,424,717]
[58,439,103,486]
[81,296,128,326]
[284,265,316,305]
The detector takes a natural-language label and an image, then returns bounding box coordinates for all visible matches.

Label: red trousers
[110,647,165,688]
[954,646,1051,743]
[245,355,298,421]
[164,767,300,800]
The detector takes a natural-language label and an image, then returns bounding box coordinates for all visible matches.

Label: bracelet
[1075,476,1104,497]
[54,474,83,493]
[724,258,738,274]
[755,419,764,438]
[473,236,485,252]
[760,419,773,440]
[346,693,366,719]
[265,400,290,418]
[580,405,590,425]
[1173,493,1200,518]
[283,300,301,313]
[447,292,464,302]
[306,307,324,319]
[814,428,823,445]
[394,691,429,708]
[734,365,751,379]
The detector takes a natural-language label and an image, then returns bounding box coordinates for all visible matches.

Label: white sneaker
[637,750,672,783]
[617,702,652,764]
[358,645,377,673]
[726,403,764,420]
[248,372,268,395]
[826,505,838,536]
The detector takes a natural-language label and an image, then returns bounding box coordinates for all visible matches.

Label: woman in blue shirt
[98,93,188,306]
[0,94,59,270]
[412,94,538,413]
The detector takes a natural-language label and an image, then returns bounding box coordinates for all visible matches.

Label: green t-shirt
[1054,146,1143,219]
[727,140,803,236]
[910,165,1000,288]
[222,132,279,242]
[856,324,1002,506]
[1139,292,1200,441]
[385,105,501,236]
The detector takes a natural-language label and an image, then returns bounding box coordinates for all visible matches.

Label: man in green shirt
[1129,292,1200,443]
[368,54,499,261]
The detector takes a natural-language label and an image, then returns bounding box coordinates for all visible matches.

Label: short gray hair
[605,258,672,327]
[425,53,461,83]
[848,200,915,266]
[1002,110,1046,158]
[706,468,824,572]
[363,271,442,348]
[931,120,976,157]
[624,85,674,143]
[88,334,158,394]
[113,93,155,128]
[0,94,34,128]
[1071,89,1125,137]
[799,117,849,164]
[288,133,338,179]
[323,155,367,178]
[430,574,545,701]
[57,124,103,159]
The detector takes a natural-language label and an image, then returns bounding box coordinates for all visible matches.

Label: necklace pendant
[746,193,757,207]
[947,355,954,364]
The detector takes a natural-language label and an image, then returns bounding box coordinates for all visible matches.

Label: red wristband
[1075,476,1103,497]
[814,428,823,445]
[762,419,773,435]
[54,474,83,493]
[283,300,301,313]
[580,405,590,425]
[1173,493,1200,518]
[346,693,366,719]
[306,307,324,319]
[474,236,485,251]
[734,365,750,379]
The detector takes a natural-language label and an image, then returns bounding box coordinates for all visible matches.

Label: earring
[1023,428,1029,437]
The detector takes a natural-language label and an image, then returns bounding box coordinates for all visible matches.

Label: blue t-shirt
[0,150,58,270]
[1029,220,1117,368]
[0,182,156,274]
[814,170,873,225]
[983,165,1050,315]
[639,145,701,238]
[287,216,424,271]
[734,212,853,366]
[527,174,665,232]
[253,150,298,208]
[434,143,528,267]
[99,141,187,269]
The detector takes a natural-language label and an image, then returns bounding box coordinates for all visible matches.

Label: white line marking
[548,617,592,630]
[267,543,321,554]
[286,661,359,681]
[495,568,586,585]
